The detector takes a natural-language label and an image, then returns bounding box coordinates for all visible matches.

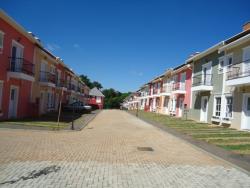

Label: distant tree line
[79,75,130,109]
[79,75,103,89]
[102,89,130,109]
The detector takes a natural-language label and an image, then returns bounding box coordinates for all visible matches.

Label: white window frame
[225,95,233,119]
[0,30,5,53]
[213,96,222,118]
[225,53,233,69]
[202,61,212,85]
[218,56,225,74]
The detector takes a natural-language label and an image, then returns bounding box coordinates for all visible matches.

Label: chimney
[243,21,250,31]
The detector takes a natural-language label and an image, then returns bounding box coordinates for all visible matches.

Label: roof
[0,9,42,46]
[89,87,105,97]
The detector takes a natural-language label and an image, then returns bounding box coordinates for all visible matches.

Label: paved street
[0,110,250,188]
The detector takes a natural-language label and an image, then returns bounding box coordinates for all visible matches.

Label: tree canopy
[79,74,103,89]
[79,74,130,109]
[102,88,130,109]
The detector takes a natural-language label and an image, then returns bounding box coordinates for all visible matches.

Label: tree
[102,88,130,109]
[92,81,103,90]
[79,75,93,88]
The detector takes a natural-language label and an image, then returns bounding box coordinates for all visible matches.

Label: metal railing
[56,79,67,87]
[8,57,34,76]
[162,84,172,93]
[68,84,76,91]
[192,74,212,86]
[226,59,250,80]
[39,71,56,83]
[172,82,185,91]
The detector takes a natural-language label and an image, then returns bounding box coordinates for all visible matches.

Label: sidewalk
[128,110,250,173]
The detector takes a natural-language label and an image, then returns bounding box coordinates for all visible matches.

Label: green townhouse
[187,23,250,130]
[219,23,250,130]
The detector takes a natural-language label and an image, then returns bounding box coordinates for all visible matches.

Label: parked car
[63,102,92,113]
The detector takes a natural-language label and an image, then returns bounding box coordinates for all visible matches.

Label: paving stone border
[127,111,250,174]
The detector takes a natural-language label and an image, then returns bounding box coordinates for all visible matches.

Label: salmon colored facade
[172,64,192,117]
[0,11,38,119]
[0,10,90,120]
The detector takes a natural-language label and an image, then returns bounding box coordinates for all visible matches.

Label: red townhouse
[0,10,39,119]
[88,87,104,109]
[55,59,68,107]
[171,64,192,117]
[148,75,163,112]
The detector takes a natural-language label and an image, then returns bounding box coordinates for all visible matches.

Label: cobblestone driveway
[0,110,249,187]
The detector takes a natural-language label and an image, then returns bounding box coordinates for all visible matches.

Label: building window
[215,97,221,117]
[0,31,4,52]
[218,57,224,74]
[0,82,3,112]
[225,96,233,118]
[226,54,233,69]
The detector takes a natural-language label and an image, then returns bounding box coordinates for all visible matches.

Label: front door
[178,98,184,117]
[241,94,250,130]
[8,86,19,118]
[200,96,208,122]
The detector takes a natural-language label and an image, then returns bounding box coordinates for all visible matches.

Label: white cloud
[73,43,80,48]
[129,70,143,77]
[46,43,61,51]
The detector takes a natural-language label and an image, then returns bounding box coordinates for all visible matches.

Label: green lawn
[0,112,82,130]
[129,110,250,155]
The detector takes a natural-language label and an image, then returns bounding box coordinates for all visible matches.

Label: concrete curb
[127,111,250,175]
[79,110,101,131]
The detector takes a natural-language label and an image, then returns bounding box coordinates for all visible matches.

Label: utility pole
[57,86,64,130]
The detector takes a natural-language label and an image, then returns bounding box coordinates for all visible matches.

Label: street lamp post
[136,102,139,117]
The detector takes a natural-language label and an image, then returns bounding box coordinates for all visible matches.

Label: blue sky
[1,0,250,92]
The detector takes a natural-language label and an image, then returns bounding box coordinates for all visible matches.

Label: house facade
[0,11,39,119]
[187,43,224,123]
[170,64,192,117]
[148,75,163,113]
[88,87,105,109]
[0,10,90,120]
[219,25,250,130]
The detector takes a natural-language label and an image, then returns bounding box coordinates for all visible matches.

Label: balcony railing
[77,87,81,92]
[8,57,34,76]
[56,79,67,88]
[173,82,185,91]
[226,59,250,80]
[192,74,212,86]
[162,84,172,93]
[39,71,56,83]
[68,84,76,91]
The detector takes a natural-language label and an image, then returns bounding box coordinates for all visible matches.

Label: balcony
[192,74,213,92]
[172,82,186,94]
[56,79,67,90]
[161,85,172,96]
[68,84,77,93]
[39,71,56,87]
[226,59,250,86]
[7,57,35,82]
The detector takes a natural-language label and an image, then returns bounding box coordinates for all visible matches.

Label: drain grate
[137,147,154,151]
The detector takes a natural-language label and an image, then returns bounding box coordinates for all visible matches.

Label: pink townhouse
[0,10,40,119]
[171,64,192,117]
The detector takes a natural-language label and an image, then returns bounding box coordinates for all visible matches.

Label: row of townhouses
[0,10,103,120]
[124,22,250,130]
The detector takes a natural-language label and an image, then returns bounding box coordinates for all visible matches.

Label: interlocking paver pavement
[0,110,249,187]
